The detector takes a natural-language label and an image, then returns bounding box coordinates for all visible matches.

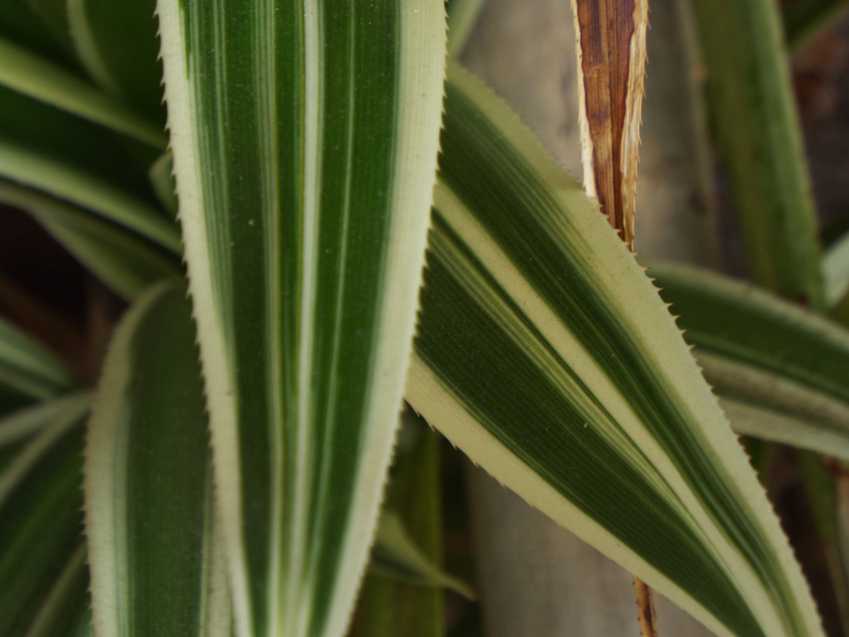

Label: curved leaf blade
[149,152,178,215]
[652,263,849,462]
[157,2,446,636]
[23,545,89,637]
[371,512,473,600]
[0,85,178,252]
[447,0,484,56]
[0,36,165,147]
[783,0,849,51]
[0,180,179,300]
[0,0,70,65]
[0,316,72,403]
[0,396,88,636]
[824,231,849,308]
[26,0,71,48]
[85,283,229,637]
[67,0,165,125]
[406,65,823,637]
[0,395,87,466]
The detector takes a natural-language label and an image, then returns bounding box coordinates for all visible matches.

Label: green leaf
[447,0,484,56]
[406,64,823,636]
[85,282,230,637]
[26,0,72,52]
[797,453,849,637]
[833,292,849,325]
[370,512,473,600]
[0,394,88,636]
[0,0,70,64]
[0,393,89,473]
[0,85,179,252]
[835,475,849,613]
[354,414,449,637]
[0,180,179,300]
[783,0,849,51]
[0,35,166,146]
[157,2,446,636]
[23,545,90,637]
[824,231,849,308]
[149,152,178,215]
[693,0,824,308]
[651,263,849,463]
[67,0,165,125]
[0,316,72,402]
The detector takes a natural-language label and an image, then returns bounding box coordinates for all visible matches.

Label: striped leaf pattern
[0,85,177,253]
[85,283,229,637]
[0,181,179,301]
[652,263,849,463]
[0,394,89,636]
[352,409,449,637]
[0,316,72,405]
[406,65,823,636]
[157,2,446,636]
[0,35,165,146]
[67,0,165,125]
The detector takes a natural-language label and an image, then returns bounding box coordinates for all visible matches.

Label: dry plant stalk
[572,0,648,250]
[633,576,659,637]
[572,0,654,633]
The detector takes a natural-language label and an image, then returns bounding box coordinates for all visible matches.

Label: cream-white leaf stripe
[406,64,824,637]
[85,283,229,637]
[651,262,849,464]
[157,2,446,636]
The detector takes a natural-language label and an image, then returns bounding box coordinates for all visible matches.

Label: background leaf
[0,394,88,636]
[824,231,849,308]
[0,36,166,146]
[652,263,849,461]
[0,315,72,405]
[783,0,849,51]
[67,0,164,125]
[692,0,824,308]
[0,85,177,252]
[85,283,229,637]
[351,409,449,637]
[447,0,485,56]
[0,181,179,300]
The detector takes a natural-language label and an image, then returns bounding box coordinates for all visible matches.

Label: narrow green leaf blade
[0,35,166,146]
[651,262,849,462]
[157,3,446,636]
[371,512,473,600]
[0,393,89,474]
[693,0,824,307]
[0,0,69,65]
[26,0,71,49]
[0,180,179,300]
[407,65,823,637]
[0,316,72,402]
[149,152,178,215]
[783,0,849,51]
[85,283,229,637]
[353,410,451,637]
[67,0,165,125]
[23,545,90,637]
[0,85,178,252]
[447,0,485,56]
[0,396,88,636]
[824,231,849,308]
